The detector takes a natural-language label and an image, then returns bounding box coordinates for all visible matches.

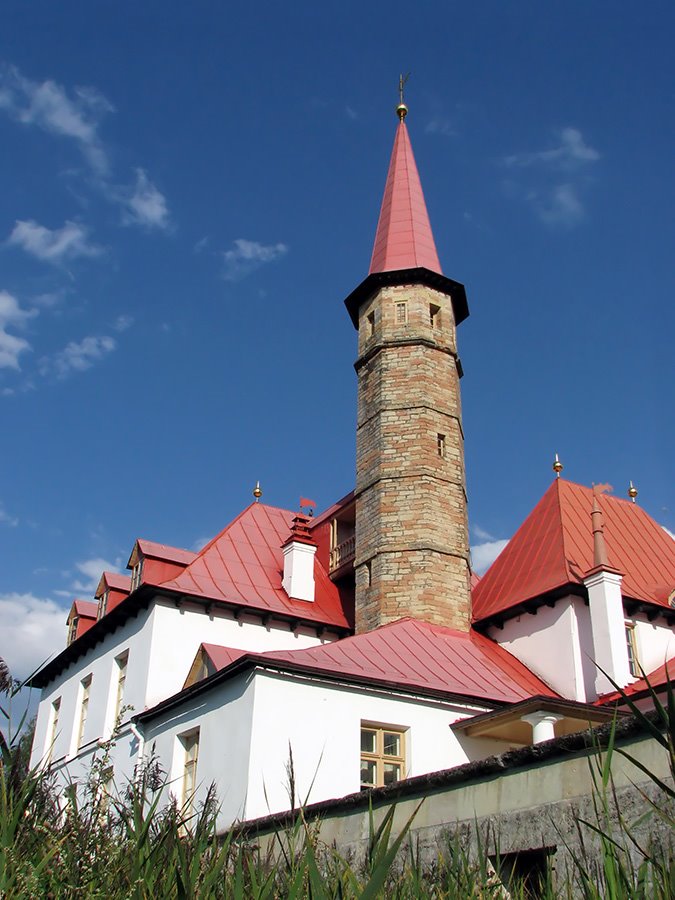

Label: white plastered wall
[242,670,497,824]
[142,672,257,825]
[631,614,675,676]
[30,596,339,785]
[488,597,591,701]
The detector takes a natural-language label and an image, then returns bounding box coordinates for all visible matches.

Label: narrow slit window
[180,729,200,816]
[430,303,440,328]
[113,651,129,725]
[78,675,92,749]
[367,311,375,336]
[437,433,446,458]
[625,623,639,677]
[395,301,408,324]
[48,697,61,760]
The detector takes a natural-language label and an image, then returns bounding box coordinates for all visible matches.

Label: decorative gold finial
[553,453,563,478]
[628,480,638,503]
[253,480,262,502]
[396,72,410,120]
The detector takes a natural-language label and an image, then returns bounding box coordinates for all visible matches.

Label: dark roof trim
[344,268,469,329]
[135,655,507,725]
[473,582,675,632]
[235,710,662,838]
[29,585,351,690]
[450,694,629,732]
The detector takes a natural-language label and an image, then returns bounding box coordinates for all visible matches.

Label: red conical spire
[369,115,442,275]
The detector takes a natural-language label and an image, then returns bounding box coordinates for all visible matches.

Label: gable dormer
[126,539,197,592]
[95,571,132,618]
[66,599,98,646]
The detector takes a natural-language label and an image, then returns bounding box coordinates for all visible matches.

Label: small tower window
[437,433,446,458]
[430,303,440,328]
[395,301,408,324]
[367,311,375,336]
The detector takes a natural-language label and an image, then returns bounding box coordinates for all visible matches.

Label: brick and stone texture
[354,283,471,633]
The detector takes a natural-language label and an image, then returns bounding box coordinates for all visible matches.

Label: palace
[29,98,675,831]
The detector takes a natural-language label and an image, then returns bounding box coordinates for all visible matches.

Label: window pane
[383,732,401,756]
[360,759,376,787]
[360,729,376,753]
[383,763,401,786]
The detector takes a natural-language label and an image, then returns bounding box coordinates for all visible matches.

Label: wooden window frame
[47,696,61,760]
[77,675,92,749]
[360,723,406,789]
[113,651,129,725]
[625,622,640,677]
[180,728,200,815]
[395,301,408,325]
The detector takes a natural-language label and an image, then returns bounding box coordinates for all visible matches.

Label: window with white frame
[97,589,109,619]
[67,616,79,645]
[179,729,200,815]
[47,697,61,760]
[113,651,129,726]
[130,558,144,592]
[77,675,92,749]
[360,723,406,789]
[625,623,640,677]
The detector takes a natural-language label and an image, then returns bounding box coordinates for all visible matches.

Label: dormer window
[67,616,79,646]
[130,558,144,591]
[97,589,110,619]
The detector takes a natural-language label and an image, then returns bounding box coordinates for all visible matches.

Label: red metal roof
[160,503,351,630]
[472,479,675,622]
[203,617,556,705]
[201,643,247,671]
[369,119,442,275]
[70,599,98,619]
[600,657,674,703]
[135,539,196,566]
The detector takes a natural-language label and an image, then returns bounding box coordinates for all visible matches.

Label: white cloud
[502,127,599,227]
[472,524,495,542]
[8,219,103,263]
[222,238,288,281]
[471,539,509,575]
[44,334,117,379]
[534,183,586,227]
[0,64,113,176]
[0,592,68,679]
[345,106,358,121]
[0,502,18,527]
[119,168,171,231]
[113,314,134,332]
[71,557,120,594]
[504,127,600,170]
[0,290,35,370]
[425,116,456,138]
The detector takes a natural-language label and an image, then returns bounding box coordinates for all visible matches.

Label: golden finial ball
[253,480,263,500]
[628,481,638,502]
[553,453,563,476]
[396,102,408,120]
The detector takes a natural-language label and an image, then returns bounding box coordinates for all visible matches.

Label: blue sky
[1,1,673,677]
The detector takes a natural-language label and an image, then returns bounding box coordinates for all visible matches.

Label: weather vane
[397,73,410,120]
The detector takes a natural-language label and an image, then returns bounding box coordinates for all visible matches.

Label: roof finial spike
[628,480,638,503]
[396,72,410,121]
[253,480,262,502]
[553,453,563,479]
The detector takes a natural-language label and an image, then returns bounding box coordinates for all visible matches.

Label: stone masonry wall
[354,283,470,632]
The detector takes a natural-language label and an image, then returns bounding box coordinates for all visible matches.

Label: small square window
[360,723,406,789]
[395,301,408,324]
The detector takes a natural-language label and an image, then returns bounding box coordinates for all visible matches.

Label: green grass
[1,659,673,898]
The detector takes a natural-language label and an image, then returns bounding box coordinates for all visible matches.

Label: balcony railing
[329,534,355,573]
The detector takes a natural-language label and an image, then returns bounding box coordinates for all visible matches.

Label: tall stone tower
[344,102,471,633]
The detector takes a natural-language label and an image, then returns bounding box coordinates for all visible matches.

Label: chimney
[281,513,317,603]
[584,492,631,696]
